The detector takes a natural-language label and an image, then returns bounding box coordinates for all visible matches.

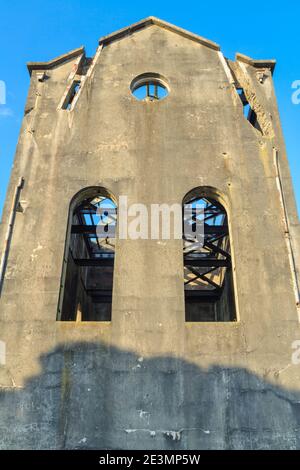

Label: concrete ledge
[236,52,276,73]
[27,46,85,76]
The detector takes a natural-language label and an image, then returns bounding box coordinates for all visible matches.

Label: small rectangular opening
[62,80,81,110]
[236,88,262,133]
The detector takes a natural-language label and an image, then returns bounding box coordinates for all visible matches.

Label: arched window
[183,188,236,322]
[58,188,117,321]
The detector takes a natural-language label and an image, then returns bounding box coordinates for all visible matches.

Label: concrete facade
[0,17,300,449]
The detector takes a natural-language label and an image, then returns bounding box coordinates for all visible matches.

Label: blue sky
[0,1,299,218]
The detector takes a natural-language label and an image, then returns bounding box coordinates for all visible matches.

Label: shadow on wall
[1,341,300,450]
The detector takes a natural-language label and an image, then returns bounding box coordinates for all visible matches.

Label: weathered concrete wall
[0,20,300,449]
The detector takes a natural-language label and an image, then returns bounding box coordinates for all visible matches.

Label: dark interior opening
[59,192,116,321]
[183,192,236,322]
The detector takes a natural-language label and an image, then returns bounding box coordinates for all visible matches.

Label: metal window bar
[183,196,231,299]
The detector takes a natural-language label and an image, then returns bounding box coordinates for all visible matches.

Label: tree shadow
[1,341,300,449]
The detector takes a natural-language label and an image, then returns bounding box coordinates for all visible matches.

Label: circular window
[130,73,169,101]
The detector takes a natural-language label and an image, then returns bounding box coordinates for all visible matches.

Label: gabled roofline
[98,16,220,51]
[236,52,276,73]
[27,46,85,76]
[25,24,277,79]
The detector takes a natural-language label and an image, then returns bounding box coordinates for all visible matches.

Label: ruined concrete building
[0,17,300,449]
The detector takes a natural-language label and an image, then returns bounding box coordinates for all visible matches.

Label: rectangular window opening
[236,87,262,133]
[62,80,81,111]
